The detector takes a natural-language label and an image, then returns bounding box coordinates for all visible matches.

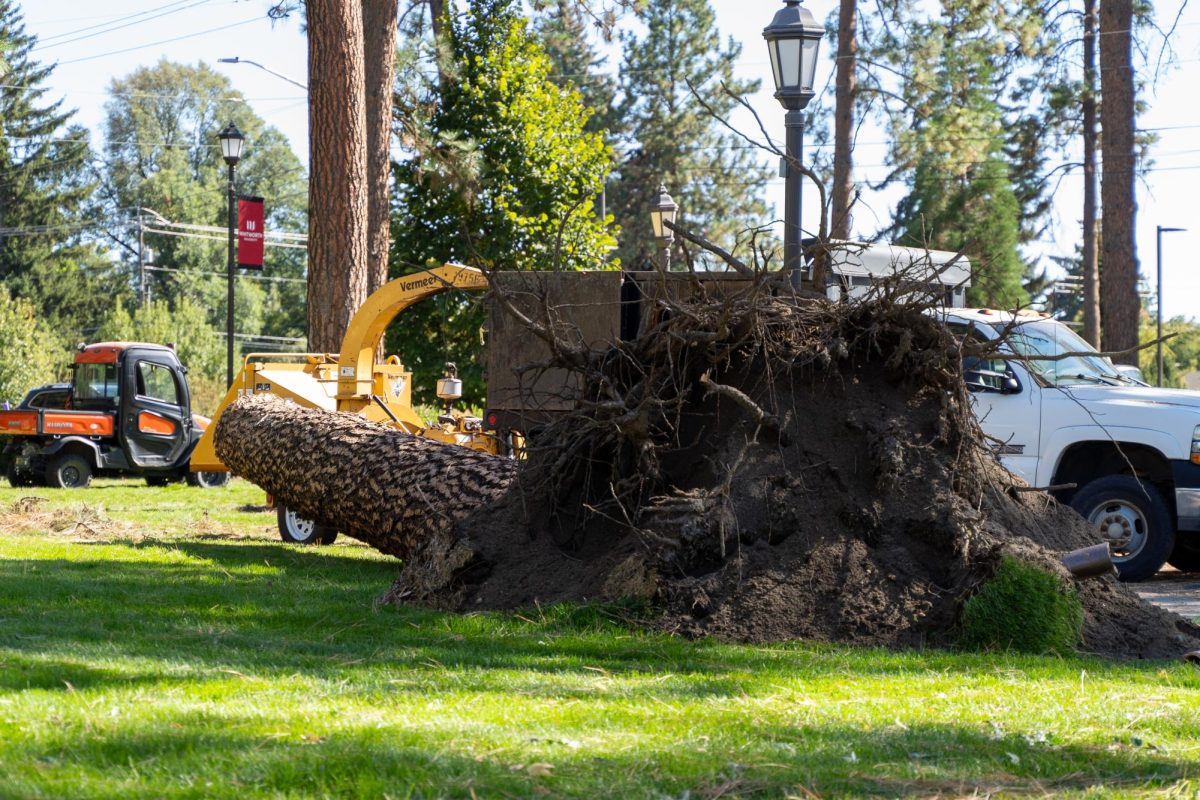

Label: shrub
[957,556,1083,654]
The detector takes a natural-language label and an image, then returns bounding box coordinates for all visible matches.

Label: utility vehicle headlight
[1191,425,1200,464]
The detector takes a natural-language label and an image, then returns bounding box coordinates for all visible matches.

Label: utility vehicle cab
[0,342,226,489]
[947,309,1200,581]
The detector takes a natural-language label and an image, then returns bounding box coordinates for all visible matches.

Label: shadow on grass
[1,540,1197,701]
[7,710,1196,799]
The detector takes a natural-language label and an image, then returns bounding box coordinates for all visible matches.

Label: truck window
[137,362,180,406]
[73,363,119,405]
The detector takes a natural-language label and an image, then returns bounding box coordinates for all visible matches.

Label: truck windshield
[73,363,120,405]
[989,320,1123,387]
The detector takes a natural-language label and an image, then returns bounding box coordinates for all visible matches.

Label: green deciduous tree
[0,288,67,406]
[0,0,119,339]
[611,0,769,269]
[101,60,309,365]
[389,0,616,403]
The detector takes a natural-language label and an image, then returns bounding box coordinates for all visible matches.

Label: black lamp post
[649,184,678,272]
[218,122,245,388]
[763,0,824,291]
[1156,224,1186,386]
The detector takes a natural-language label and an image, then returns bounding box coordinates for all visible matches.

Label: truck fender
[1039,426,1180,487]
[38,436,103,469]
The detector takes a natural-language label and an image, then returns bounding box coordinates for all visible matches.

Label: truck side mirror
[964,358,1022,395]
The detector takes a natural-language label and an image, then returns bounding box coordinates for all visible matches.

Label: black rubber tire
[6,461,35,487]
[45,453,92,489]
[1167,536,1200,573]
[186,470,230,489]
[276,504,337,545]
[1070,475,1174,582]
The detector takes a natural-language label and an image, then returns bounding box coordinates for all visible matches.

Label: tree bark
[830,0,857,240]
[213,394,516,559]
[428,0,444,39]
[307,0,371,353]
[363,0,399,360]
[1081,0,1100,347]
[1099,0,1139,362]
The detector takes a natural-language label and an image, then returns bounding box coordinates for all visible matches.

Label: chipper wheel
[276,504,338,545]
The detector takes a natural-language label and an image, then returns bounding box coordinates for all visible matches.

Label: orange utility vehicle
[0,342,227,489]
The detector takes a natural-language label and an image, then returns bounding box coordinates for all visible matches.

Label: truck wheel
[277,504,338,545]
[6,462,35,488]
[186,471,230,489]
[1167,537,1200,573]
[1070,475,1174,582]
[45,454,92,489]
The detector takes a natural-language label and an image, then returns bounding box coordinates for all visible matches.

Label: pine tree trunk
[1099,0,1139,362]
[1082,0,1100,347]
[363,0,399,360]
[307,0,371,353]
[830,0,857,240]
[428,0,445,38]
[213,394,516,559]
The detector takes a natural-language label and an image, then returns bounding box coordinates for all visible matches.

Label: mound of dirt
[381,296,1200,660]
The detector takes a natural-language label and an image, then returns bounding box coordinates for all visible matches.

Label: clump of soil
[385,290,1200,660]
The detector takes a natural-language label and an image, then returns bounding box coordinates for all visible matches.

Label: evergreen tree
[612,0,770,269]
[0,0,119,339]
[532,0,620,137]
[389,0,615,403]
[883,0,1049,307]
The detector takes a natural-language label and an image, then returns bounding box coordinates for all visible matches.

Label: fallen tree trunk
[212,394,516,559]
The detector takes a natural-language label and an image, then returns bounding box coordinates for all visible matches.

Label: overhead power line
[33,1,212,52]
[55,17,262,66]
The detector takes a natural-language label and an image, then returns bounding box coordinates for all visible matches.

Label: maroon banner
[237,195,265,270]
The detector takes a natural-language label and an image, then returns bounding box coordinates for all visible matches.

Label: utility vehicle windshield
[988,319,1125,387]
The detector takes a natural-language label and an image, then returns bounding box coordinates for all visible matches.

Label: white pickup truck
[948,308,1200,581]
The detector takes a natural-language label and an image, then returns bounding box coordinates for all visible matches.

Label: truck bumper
[1172,460,1200,531]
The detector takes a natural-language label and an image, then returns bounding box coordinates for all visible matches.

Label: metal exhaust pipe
[1061,543,1114,579]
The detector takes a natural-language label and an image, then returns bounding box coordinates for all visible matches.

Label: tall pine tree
[882,0,1049,307]
[0,0,117,339]
[532,0,620,137]
[612,0,770,269]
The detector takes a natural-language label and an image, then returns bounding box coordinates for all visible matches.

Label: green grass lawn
[0,481,1198,798]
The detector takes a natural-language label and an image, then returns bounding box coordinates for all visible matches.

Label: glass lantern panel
[768,41,783,91]
[801,38,820,91]
[650,211,664,239]
[778,38,801,88]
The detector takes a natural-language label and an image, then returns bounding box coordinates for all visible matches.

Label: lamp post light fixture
[218,122,245,388]
[649,184,679,272]
[1156,224,1186,387]
[763,0,824,291]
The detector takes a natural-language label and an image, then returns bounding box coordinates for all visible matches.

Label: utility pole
[137,211,147,306]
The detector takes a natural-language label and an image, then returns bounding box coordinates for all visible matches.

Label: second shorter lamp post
[649,185,679,271]
[218,122,245,388]
[763,0,824,291]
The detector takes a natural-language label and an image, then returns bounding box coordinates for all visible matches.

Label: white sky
[27,0,1200,318]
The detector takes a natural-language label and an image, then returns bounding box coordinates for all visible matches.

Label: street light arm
[218,56,308,90]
